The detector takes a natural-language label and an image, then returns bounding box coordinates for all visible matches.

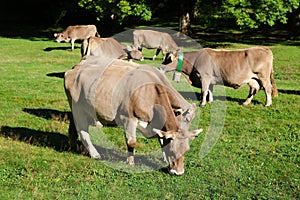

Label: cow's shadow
[1,108,167,172]
[47,72,65,79]
[179,91,264,105]
[43,46,80,52]
[0,126,71,152]
[278,89,300,95]
[23,108,71,122]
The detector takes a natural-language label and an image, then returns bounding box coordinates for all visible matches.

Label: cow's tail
[270,69,278,97]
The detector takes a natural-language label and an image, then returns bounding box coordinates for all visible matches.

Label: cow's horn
[170,53,175,62]
[153,128,176,139]
[190,129,203,138]
[153,128,164,138]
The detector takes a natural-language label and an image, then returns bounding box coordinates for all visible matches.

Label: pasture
[0,31,299,199]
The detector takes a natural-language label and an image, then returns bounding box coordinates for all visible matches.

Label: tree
[77,0,151,24]
[222,0,300,29]
[178,0,196,35]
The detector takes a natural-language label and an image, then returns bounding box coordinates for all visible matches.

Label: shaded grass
[0,34,299,199]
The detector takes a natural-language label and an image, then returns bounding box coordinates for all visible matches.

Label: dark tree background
[0,0,299,38]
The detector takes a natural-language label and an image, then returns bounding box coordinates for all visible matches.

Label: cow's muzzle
[170,168,184,176]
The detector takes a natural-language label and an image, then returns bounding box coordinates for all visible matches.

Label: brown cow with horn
[64,56,202,175]
[160,46,278,106]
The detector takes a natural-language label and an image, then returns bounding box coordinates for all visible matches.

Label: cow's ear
[173,108,183,116]
[54,33,58,37]
[153,129,176,139]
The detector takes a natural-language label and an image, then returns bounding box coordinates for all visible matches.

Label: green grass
[0,34,299,199]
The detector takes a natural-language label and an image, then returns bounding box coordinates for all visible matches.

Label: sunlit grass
[0,35,299,199]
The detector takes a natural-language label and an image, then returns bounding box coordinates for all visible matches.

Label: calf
[54,25,100,51]
[132,30,180,60]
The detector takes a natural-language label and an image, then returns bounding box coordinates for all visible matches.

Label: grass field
[0,30,299,199]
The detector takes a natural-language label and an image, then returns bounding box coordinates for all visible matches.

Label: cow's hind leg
[243,79,260,105]
[79,130,101,159]
[68,113,80,152]
[258,75,273,106]
[208,85,214,103]
[200,81,211,106]
[74,111,101,159]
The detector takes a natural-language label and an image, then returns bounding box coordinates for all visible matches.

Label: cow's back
[66,25,98,40]
[133,30,178,51]
[86,37,127,59]
[66,58,188,122]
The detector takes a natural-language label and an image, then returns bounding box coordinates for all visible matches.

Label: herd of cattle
[54,25,278,175]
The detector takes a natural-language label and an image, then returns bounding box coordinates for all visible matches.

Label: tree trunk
[288,7,300,39]
[179,12,191,35]
[178,0,196,35]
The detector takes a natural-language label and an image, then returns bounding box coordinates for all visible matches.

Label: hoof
[127,156,135,165]
[91,153,101,160]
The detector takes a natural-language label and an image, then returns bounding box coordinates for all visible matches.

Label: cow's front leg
[153,49,161,60]
[71,39,75,51]
[124,118,138,165]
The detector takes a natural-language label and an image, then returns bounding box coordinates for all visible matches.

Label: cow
[132,30,180,60]
[81,36,143,60]
[160,46,278,106]
[64,56,202,175]
[54,25,100,51]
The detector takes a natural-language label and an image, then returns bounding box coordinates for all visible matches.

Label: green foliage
[78,0,152,23]
[222,0,299,28]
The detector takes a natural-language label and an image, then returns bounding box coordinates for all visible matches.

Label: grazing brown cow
[54,25,100,51]
[161,47,278,106]
[81,36,143,60]
[132,30,180,60]
[64,56,202,175]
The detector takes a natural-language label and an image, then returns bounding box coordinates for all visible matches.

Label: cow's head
[162,52,177,65]
[128,50,143,61]
[153,128,202,176]
[153,103,202,175]
[54,33,71,43]
[159,52,178,72]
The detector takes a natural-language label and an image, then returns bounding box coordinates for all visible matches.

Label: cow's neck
[155,85,180,132]
[181,56,193,76]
